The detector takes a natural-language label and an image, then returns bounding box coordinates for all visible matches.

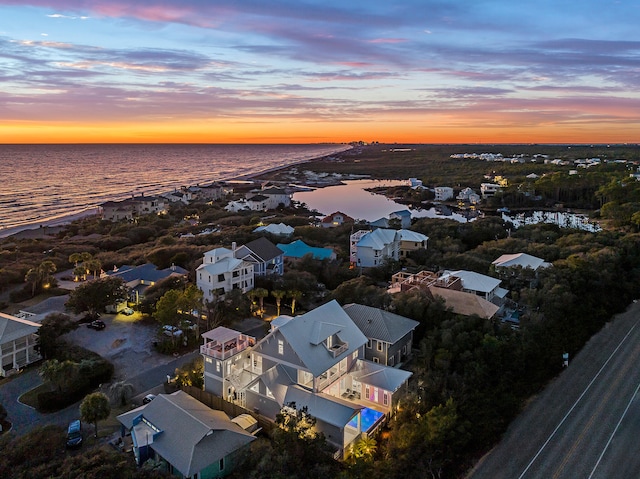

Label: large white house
[196,246,254,302]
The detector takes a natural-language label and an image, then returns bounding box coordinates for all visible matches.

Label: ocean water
[0,143,350,234]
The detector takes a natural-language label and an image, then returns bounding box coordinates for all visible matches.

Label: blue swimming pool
[348,407,384,432]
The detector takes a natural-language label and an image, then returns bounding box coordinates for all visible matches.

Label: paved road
[468,301,640,479]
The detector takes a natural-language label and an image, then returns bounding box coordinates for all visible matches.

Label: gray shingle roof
[236,237,283,262]
[342,303,419,343]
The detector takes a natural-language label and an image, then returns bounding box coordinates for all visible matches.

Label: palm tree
[254,288,269,315]
[352,435,377,460]
[37,260,57,288]
[271,289,286,316]
[288,290,303,314]
[25,268,39,297]
[84,259,102,279]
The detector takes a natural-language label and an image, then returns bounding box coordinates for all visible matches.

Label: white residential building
[350,228,428,267]
[434,186,454,201]
[480,183,501,199]
[196,246,254,302]
[440,270,508,304]
[0,312,41,377]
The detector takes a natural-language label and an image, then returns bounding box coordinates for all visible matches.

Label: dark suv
[66,420,83,448]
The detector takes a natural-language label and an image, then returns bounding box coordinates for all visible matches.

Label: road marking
[517,321,638,479]
[587,379,640,479]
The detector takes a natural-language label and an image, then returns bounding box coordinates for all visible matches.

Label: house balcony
[327,343,348,358]
[200,329,256,360]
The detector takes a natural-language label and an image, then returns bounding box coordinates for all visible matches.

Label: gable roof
[428,286,499,319]
[349,359,412,392]
[264,300,368,377]
[117,391,254,478]
[197,257,246,276]
[321,211,354,224]
[396,229,429,243]
[342,303,418,343]
[106,263,187,284]
[390,210,412,218]
[442,270,501,294]
[236,237,283,262]
[276,240,334,260]
[0,312,40,345]
[253,223,295,236]
[492,253,549,270]
[356,228,397,249]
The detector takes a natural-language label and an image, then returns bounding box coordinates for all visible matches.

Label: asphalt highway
[468,301,640,479]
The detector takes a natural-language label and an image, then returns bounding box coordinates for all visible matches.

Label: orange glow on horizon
[1,119,638,144]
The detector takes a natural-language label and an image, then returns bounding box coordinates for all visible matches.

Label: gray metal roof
[349,359,412,392]
[272,300,368,377]
[284,386,362,428]
[117,391,254,477]
[0,312,40,345]
[342,303,419,343]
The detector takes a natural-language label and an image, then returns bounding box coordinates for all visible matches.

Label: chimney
[232,242,237,254]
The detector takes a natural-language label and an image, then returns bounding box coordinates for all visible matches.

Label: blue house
[277,240,336,261]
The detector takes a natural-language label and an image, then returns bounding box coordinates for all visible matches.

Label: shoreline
[0,145,352,240]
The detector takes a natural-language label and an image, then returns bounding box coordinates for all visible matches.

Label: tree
[155,289,182,346]
[288,290,303,314]
[108,381,134,406]
[39,359,78,393]
[66,276,128,317]
[174,356,204,389]
[36,313,76,359]
[80,392,111,438]
[271,289,286,316]
[254,287,269,314]
[37,260,57,288]
[84,258,102,280]
[25,268,39,297]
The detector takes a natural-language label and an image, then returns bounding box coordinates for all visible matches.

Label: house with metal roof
[342,303,419,367]
[440,270,508,305]
[117,390,255,478]
[235,237,284,276]
[492,253,550,271]
[104,263,188,305]
[277,239,336,261]
[200,300,412,457]
[350,228,428,267]
[0,312,41,377]
[252,222,294,237]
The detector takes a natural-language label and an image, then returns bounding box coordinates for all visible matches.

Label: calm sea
[0,144,350,234]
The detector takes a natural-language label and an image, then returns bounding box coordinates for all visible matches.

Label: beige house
[0,312,41,377]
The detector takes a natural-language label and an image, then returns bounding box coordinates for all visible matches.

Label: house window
[218,274,225,282]
[278,340,284,355]
[219,458,224,471]
[367,339,372,349]
[232,271,239,278]
[216,361,220,372]
[377,342,383,352]
[383,392,389,406]
[373,357,379,363]
[365,385,370,399]
[205,357,212,364]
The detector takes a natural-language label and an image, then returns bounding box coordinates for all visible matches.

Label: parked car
[121,307,134,316]
[142,394,156,404]
[66,420,83,449]
[87,320,106,330]
[162,325,183,337]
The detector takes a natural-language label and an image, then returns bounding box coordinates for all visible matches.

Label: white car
[162,325,183,337]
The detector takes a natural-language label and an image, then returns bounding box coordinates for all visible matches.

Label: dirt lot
[63,311,174,381]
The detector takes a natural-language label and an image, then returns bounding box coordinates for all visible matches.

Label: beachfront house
[245,187,292,211]
[117,390,255,478]
[200,300,412,457]
[197,183,226,201]
[234,237,284,276]
[197,246,254,302]
[0,312,41,377]
[100,194,167,222]
[342,303,418,367]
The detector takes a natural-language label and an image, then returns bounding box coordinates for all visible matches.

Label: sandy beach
[0,208,101,240]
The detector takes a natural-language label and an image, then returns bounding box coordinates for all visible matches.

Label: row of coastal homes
[350,228,429,267]
[100,194,167,222]
[197,238,284,302]
[200,300,417,457]
[225,187,292,213]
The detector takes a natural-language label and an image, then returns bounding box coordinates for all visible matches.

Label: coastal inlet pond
[292,179,476,223]
[293,179,601,232]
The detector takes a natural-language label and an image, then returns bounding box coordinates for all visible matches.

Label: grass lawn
[18,382,51,409]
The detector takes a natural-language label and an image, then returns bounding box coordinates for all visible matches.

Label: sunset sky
[1,1,639,144]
